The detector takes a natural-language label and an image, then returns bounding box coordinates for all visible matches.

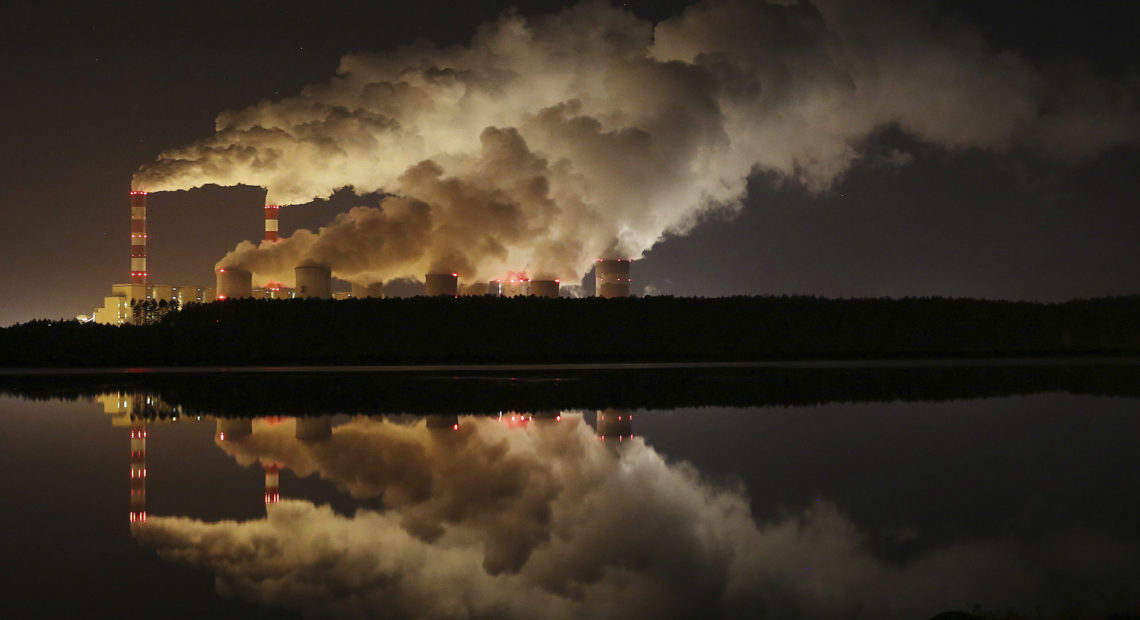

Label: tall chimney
[264,205,279,242]
[129,191,148,285]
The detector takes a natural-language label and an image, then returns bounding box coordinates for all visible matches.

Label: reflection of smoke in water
[131,0,1138,288]
[132,415,1139,620]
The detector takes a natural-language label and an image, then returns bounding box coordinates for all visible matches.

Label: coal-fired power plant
[130,191,148,285]
[351,282,383,298]
[217,268,253,300]
[264,205,279,242]
[425,273,458,297]
[295,265,333,299]
[595,259,632,298]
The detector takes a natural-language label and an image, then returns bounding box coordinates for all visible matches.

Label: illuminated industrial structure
[529,280,560,298]
[295,265,333,299]
[425,273,459,297]
[87,185,636,322]
[595,259,632,298]
[216,267,253,300]
[351,282,384,298]
[88,191,217,324]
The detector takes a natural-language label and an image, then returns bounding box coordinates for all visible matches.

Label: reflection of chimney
[425,273,459,297]
[595,259,632,298]
[264,464,280,505]
[264,205,280,242]
[596,409,633,441]
[129,423,147,524]
[129,191,148,285]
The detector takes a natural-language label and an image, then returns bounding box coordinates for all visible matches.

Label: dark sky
[1,0,1137,325]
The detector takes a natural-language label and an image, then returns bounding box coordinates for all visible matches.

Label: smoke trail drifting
[132,0,1137,286]
[133,416,1140,619]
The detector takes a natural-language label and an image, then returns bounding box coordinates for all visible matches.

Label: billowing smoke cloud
[133,0,1138,286]
[133,416,1140,619]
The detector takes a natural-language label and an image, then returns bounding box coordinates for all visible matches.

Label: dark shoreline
[4,358,1139,417]
[3,294,1139,368]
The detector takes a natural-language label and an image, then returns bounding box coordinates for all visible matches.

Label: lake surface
[1,362,1138,619]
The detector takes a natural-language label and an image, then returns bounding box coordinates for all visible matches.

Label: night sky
[1,0,1137,326]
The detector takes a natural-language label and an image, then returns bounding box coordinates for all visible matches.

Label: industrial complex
[87,191,633,324]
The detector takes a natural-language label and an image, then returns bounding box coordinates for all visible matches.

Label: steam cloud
[133,0,1138,286]
[132,416,1140,619]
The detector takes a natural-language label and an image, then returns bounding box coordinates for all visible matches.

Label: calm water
[1,365,1138,619]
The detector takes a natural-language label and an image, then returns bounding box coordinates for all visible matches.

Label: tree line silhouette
[2,295,1139,367]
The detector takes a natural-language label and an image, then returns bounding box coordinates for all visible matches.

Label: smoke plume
[132,0,1138,287]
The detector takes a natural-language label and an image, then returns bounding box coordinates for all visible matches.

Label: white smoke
[132,416,1140,619]
[133,0,1137,286]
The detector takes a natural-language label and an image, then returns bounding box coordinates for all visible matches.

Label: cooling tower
[129,191,147,285]
[351,282,384,298]
[295,265,332,299]
[425,273,458,297]
[595,259,632,298]
[530,280,560,298]
[460,282,489,296]
[264,205,279,242]
[501,279,528,297]
[487,280,502,297]
[216,267,252,300]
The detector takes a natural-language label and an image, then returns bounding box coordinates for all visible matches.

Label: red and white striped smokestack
[129,191,147,284]
[264,463,280,505]
[129,423,147,524]
[264,205,279,242]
